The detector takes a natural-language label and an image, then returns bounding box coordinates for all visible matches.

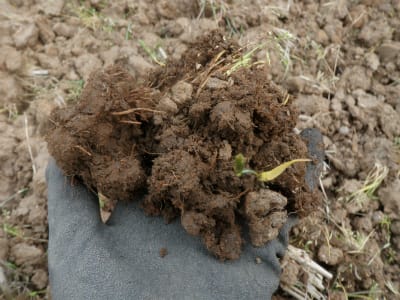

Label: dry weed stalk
[281,245,333,300]
[24,113,36,175]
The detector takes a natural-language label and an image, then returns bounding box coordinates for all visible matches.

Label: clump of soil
[47,31,320,260]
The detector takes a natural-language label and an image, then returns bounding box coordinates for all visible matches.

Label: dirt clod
[11,243,43,266]
[244,190,287,247]
[159,247,168,258]
[0,238,8,261]
[47,32,319,260]
[317,245,344,266]
[13,23,39,49]
[31,269,48,290]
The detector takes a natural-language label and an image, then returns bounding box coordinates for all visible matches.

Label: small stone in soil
[339,126,350,135]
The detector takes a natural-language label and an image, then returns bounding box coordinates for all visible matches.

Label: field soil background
[1,0,400,299]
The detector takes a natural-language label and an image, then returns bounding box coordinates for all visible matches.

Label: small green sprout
[3,223,22,238]
[0,103,19,120]
[332,217,374,255]
[271,28,297,76]
[224,16,243,36]
[125,23,133,40]
[69,4,114,32]
[394,136,400,147]
[5,261,17,270]
[347,162,388,203]
[346,282,382,299]
[234,153,310,182]
[384,247,396,264]
[226,45,265,76]
[379,214,391,232]
[27,290,46,297]
[66,80,84,103]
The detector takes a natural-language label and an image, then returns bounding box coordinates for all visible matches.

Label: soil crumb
[159,247,168,258]
[47,31,321,260]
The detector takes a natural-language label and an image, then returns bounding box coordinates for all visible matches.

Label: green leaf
[6,261,17,270]
[258,159,311,182]
[3,223,22,237]
[234,154,246,176]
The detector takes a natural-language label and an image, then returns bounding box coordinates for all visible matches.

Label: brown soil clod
[159,247,168,258]
[46,31,321,260]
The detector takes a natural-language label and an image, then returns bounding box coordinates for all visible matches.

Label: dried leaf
[258,159,311,182]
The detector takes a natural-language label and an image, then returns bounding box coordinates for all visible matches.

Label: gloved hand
[46,159,295,300]
[46,128,323,300]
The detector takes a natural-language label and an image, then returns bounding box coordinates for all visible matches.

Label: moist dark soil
[46,31,321,260]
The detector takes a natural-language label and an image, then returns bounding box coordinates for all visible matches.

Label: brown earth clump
[47,31,320,260]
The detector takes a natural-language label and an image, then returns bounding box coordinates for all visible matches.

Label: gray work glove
[46,159,295,300]
[46,128,323,300]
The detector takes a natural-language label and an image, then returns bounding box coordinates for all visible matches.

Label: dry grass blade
[195,50,227,97]
[347,162,388,203]
[111,108,164,116]
[0,266,12,300]
[74,145,92,156]
[224,45,265,76]
[0,188,29,208]
[119,120,142,125]
[331,218,374,254]
[24,113,36,175]
[138,39,166,66]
